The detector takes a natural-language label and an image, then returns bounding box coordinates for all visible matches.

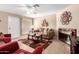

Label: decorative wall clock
[61,11,72,25]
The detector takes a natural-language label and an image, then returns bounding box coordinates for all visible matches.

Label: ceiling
[0,4,70,18]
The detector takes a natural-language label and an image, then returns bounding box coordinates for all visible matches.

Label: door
[8,16,21,38]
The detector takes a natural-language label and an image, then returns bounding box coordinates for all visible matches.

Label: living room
[0,4,79,54]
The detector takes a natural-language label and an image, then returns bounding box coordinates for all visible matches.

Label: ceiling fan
[26,4,40,14]
[26,4,40,9]
[18,4,40,14]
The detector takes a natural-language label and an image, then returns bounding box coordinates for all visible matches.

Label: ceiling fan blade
[25,5,33,8]
[33,4,40,7]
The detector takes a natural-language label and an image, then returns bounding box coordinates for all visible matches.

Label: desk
[59,28,77,53]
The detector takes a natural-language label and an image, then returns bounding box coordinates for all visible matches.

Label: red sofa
[0,41,32,54]
[0,41,44,54]
[32,45,44,54]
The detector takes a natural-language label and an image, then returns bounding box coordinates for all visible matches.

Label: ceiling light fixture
[26,4,40,14]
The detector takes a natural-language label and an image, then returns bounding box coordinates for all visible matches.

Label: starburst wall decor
[61,11,72,25]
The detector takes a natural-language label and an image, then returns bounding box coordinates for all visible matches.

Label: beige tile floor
[43,39,70,54]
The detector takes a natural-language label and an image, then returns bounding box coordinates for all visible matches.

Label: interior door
[8,16,21,38]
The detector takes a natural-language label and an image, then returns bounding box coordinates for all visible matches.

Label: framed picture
[42,19,48,27]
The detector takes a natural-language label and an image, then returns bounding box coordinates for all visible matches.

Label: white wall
[56,5,79,36]
[0,12,8,33]
[34,14,56,29]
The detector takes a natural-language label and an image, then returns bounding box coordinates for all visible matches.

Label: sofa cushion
[0,41,19,53]
[13,49,31,54]
[4,34,11,37]
[3,37,11,43]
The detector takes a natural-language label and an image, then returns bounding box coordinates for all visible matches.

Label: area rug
[18,39,53,49]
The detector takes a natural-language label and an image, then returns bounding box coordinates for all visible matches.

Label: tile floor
[43,39,70,54]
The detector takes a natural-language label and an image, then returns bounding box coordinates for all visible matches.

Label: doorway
[8,16,21,38]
